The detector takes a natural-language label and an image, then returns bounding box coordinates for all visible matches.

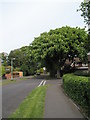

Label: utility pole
[11,58,15,80]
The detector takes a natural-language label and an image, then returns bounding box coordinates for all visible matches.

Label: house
[5,71,23,79]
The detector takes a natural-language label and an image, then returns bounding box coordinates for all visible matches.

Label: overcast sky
[0,0,85,54]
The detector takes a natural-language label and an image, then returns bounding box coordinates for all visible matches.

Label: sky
[0,0,85,54]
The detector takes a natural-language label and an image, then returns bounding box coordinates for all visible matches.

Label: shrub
[14,67,21,72]
[63,74,90,117]
[0,66,6,76]
[40,68,44,73]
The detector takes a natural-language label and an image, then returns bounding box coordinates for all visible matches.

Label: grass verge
[1,79,16,86]
[9,85,48,118]
[1,76,34,86]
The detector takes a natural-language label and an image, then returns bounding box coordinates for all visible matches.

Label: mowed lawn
[9,85,48,118]
[1,77,32,86]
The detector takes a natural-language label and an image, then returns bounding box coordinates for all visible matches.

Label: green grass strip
[1,79,16,86]
[1,77,33,86]
[9,85,48,118]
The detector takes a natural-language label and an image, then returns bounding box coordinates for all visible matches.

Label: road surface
[2,79,42,118]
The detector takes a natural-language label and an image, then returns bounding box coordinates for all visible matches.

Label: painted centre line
[38,80,46,87]
[43,80,46,86]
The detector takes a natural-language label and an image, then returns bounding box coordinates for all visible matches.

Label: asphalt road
[2,79,42,118]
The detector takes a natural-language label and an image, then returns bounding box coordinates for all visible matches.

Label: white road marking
[38,80,44,87]
[38,80,46,87]
[43,80,46,86]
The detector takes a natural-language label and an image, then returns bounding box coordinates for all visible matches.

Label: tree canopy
[31,26,88,77]
[8,46,36,76]
[7,26,88,77]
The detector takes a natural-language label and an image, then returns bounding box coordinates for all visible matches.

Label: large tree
[31,26,87,77]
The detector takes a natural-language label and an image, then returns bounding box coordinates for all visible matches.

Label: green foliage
[0,66,1,77]
[31,26,88,77]
[14,67,21,72]
[0,52,8,66]
[63,74,90,117]
[0,66,6,76]
[20,64,29,76]
[8,47,27,68]
[40,68,44,73]
[8,26,88,77]
[78,1,90,25]
[36,68,44,75]
[8,46,37,76]
[77,1,90,51]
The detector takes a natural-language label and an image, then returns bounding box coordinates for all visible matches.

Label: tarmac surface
[44,79,84,118]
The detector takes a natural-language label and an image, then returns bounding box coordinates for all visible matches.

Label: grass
[9,85,48,118]
[0,79,16,86]
[0,76,33,86]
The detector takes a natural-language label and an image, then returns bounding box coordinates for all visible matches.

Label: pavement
[44,79,84,118]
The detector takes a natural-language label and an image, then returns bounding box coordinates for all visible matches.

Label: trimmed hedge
[63,74,90,117]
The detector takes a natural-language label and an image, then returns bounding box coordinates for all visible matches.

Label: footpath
[44,80,84,119]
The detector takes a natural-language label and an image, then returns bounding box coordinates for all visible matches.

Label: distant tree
[0,52,8,66]
[8,46,37,76]
[8,46,28,67]
[31,26,88,77]
[78,1,90,25]
[77,1,90,51]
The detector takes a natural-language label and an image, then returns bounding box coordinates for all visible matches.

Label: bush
[63,74,90,117]
[14,67,21,72]
[0,66,6,76]
[40,68,44,73]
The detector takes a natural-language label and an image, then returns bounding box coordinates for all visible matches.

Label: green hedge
[63,74,90,117]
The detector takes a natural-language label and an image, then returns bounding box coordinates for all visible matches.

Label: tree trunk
[57,69,60,79]
[50,69,56,78]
